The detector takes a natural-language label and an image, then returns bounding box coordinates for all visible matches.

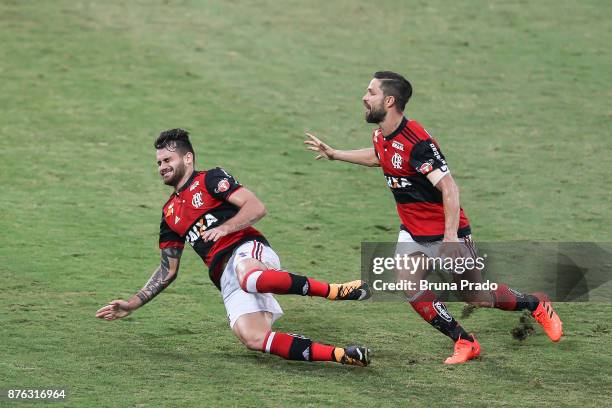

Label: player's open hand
[95,299,132,321]
[304,132,335,160]
[201,225,231,242]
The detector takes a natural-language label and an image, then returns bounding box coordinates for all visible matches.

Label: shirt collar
[175,170,198,195]
[383,117,408,141]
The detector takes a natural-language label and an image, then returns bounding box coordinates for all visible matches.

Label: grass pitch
[1,1,611,407]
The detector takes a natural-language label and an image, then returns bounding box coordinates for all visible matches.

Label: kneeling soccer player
[95,129,371,366]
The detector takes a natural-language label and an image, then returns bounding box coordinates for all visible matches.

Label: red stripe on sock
[311,342,336,362]
[307,278,330,298]
[409,290,438,322]
[492,284,518,311]
[268,332,293,359]
[255,269,293,294]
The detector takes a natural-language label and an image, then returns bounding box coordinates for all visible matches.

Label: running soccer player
[304,71,563,364]
[96,129,371,366]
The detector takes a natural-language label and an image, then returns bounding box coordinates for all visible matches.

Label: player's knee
[235,258,267,285]
[237,330,267,351]
[402,281,423,302]
[403,288,419,300]
[466,299,493,308]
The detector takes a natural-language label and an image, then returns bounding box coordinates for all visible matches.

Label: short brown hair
[155,128,195,159]
[373,71,413,111]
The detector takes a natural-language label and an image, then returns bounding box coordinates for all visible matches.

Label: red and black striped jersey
[372,117,471,242]
[159,168,268,289]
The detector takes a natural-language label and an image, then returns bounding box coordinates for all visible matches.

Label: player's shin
[492,284,539,312]
[261,331,336,362]
[261,331,370,365]
[240,268,330,297]
[409,290,473,342]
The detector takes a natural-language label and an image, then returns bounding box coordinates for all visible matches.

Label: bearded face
[161,160,187,187]
[157,149,188,187]
[363,78,388,124]
[365,100,387,124]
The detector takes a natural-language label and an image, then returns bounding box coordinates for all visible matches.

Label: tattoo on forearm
[136,247,182,305]
[230,210,264,232]
[229,217,257,233]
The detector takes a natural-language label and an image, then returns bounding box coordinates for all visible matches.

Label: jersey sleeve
[204,167,242,201]
[159,215,185,249]
[372,130,381,160]
[409,139,450,184]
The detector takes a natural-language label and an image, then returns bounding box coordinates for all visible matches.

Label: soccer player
[304,71,563,364]
[95,129,371,366]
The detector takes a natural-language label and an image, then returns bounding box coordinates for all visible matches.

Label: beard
[365,104,387,124]
[161,163,187,187]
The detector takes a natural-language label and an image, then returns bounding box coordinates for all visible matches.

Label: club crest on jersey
[392,141,404,151]
[192,192,204,208]
[418,161,434,175]
[189,180,200,191]
[391,152,403,169]
[215,178,230,193]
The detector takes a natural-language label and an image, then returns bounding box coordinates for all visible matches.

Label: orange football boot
[444,335,481,365]
[327,280,371,301]
[532,300,563,342]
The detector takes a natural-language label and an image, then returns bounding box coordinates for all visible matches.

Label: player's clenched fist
[304,132,336,160]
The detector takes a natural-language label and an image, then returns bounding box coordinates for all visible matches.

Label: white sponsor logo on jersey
[391,152,403,169]
[189,180,200,191]
[392,141,404,151]
[385,175,412,188]
[186,214,219,246]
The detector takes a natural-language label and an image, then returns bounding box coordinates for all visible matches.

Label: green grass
[1,0,611,406]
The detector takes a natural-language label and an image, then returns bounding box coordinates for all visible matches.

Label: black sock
[411,297,473,342]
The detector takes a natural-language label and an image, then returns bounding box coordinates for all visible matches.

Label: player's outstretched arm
[95,247,183,321]
[304,132,379,167]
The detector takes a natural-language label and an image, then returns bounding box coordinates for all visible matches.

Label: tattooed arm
[135,246,182,306]
[95,247,183,320]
